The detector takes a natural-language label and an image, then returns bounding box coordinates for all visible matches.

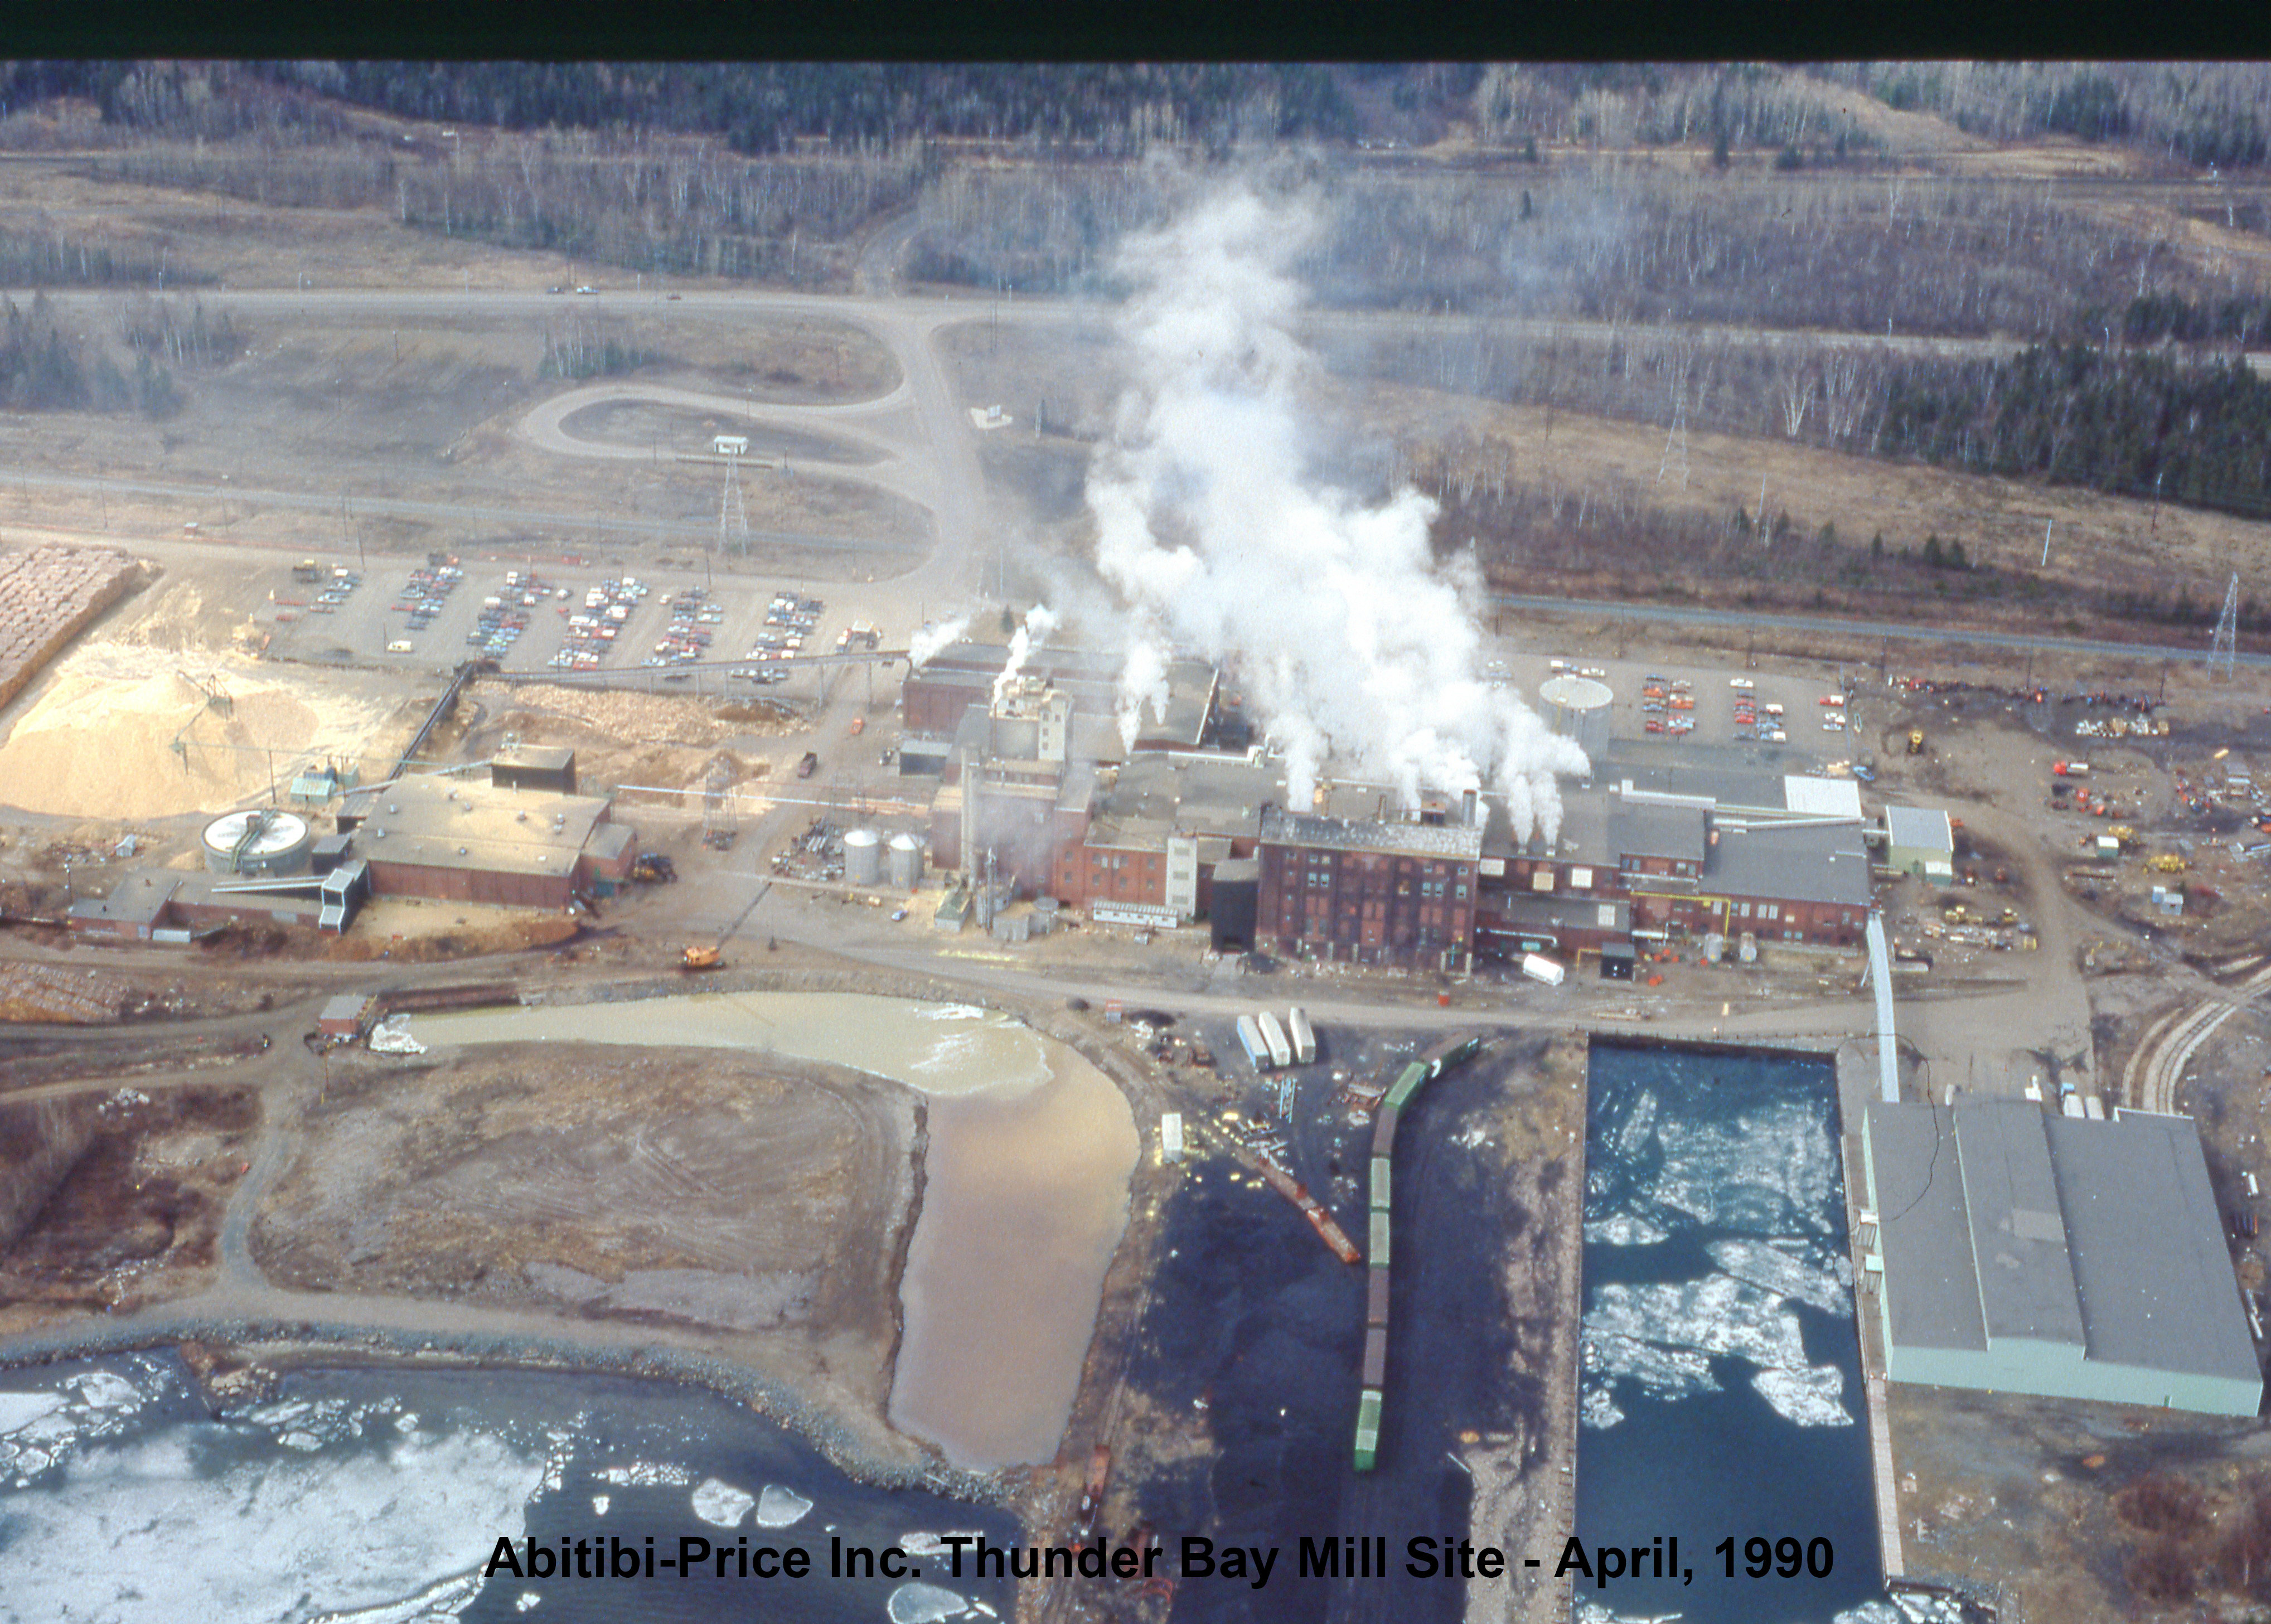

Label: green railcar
[1353,1387,1383,1472]
[1369,1155,1392,1213]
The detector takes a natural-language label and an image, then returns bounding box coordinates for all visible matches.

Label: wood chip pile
[0,961,133,1024]
[0,544,146,715]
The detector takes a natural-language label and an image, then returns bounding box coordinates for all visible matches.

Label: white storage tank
[201,808,313,876]
[844,827,883,886]
[1539,674,1614,761]
[887,831,924,890]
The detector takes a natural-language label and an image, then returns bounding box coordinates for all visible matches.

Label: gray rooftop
[2049,1111,2260,1381]
[1885,804,1955,852]
[67,873,180,929]
[1870,1100,2258,1386]
[1703,818,1875,909]
[1607,797,1707,865]
[1955,1099,2086,1347]
[1260,806,1484,862]
[1867,1101,1989,1353]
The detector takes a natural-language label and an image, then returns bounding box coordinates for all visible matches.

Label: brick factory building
[337,772,634,908]
[1257,804,1484,971]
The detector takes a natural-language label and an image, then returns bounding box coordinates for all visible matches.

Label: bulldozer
[2146,853,2189,874]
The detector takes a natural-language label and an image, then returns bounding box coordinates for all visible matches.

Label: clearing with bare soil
[251,1044,919,1418]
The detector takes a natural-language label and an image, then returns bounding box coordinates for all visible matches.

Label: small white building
[1884,804,1955,883]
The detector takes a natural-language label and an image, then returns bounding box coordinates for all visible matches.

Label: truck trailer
[1286,1006,1318,1065]
[1256,1010,1293,1069]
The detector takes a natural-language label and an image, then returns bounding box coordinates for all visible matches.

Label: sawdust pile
[0,650,403,820]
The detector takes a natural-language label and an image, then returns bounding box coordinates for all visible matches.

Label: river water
[413,992,1139,1470]
[1575,1042,1892,1624]
[0,1351,1016,1623]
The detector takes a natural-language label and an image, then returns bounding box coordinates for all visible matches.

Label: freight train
[1354,1032,1482,1471]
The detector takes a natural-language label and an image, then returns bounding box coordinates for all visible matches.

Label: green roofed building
[1861,1098,2260,1416]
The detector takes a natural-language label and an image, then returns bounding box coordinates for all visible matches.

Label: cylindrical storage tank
[843,827,883,887]
[201,808,313,876]
[1538,674,1614,762]
[887,831,924,890]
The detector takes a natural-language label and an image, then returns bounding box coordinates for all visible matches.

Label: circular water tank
[844,827,883,887]
[201,808,313,876]
[1539,675,1614,760]
[887,831,924,890]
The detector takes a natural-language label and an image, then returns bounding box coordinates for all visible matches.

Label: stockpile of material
[0,543,146,714]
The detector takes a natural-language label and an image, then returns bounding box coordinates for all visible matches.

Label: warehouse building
[1862,1098,2261,1416]
[338,772,634,908]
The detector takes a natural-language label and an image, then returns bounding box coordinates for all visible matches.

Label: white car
[1823,718,1846,731]
[1729,677,1755,690]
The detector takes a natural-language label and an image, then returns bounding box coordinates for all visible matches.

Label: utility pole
[2040,518,2053,569]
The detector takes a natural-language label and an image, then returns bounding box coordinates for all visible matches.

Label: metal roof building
[1861,1098,2261,1415]
[1884,804,1957,881]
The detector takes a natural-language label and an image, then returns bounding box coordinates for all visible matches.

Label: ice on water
[888,1580,978,1622]
[756,1482,815,1526]
[1583,1213,1668,1247]
[1751,1362,1853,1428]
[1582,1073,1856,1429]
[2,1426,544,1623]
[692,1476,756,1527]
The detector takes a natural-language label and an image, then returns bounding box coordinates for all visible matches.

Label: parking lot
[257,550,875,691]
[1486,648,1870,773]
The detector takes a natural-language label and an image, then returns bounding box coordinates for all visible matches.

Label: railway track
[2122,959,2271,1115]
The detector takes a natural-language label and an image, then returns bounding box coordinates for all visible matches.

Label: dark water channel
[1575,1041,1886,1624]
[1129,1029,1532,1624]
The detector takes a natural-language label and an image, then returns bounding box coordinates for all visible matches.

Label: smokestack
[1463,788,1479,826]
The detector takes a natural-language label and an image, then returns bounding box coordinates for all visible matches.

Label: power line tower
[1657,390,1691,489]
[2211,570,2240,681]
[717,455,750,560]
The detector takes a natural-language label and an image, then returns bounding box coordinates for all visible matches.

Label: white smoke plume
[992,604,1060,706]
[1084,181,1590,841]
[908,615,970,670]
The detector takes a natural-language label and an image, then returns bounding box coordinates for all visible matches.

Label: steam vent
[1539,674,1613,760]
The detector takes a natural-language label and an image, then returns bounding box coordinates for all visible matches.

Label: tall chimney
[1463,788,1480,826]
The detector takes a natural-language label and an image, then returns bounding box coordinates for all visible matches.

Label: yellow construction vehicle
[680,944,723,971]
[2146,853,2188,874]
[1907,730,1925,755]
[2108,825,2136,847]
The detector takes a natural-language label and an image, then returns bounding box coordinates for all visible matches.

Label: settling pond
[411,991,1141,1472]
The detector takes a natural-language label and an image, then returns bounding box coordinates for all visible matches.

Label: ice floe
[888,1581,976,1622]
[692,1476,756,1528]
[1751,1363,1854,1428]
[596,1460,693,1486]
[757,1484,814,1526]
[1583,1214,1668,1247]
[1707,1237,1852,1316]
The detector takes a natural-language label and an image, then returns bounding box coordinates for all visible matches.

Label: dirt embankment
[0,1084,257,1335]
[251,1043,919,1420]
